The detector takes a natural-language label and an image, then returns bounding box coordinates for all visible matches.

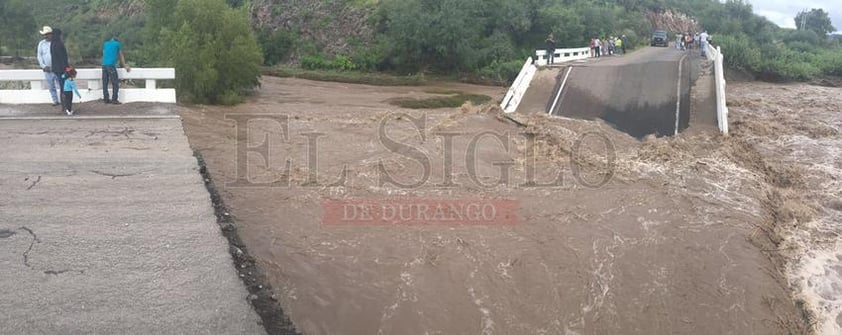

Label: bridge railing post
[535,47,591,66]
[715,46,728,135]
[535,50,547,66]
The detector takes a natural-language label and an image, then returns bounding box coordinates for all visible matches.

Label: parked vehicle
[651,30,669,47]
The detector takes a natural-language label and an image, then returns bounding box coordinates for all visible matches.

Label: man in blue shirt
[101,37,131,104]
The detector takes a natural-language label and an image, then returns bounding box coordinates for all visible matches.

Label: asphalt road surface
[521,46,701,138]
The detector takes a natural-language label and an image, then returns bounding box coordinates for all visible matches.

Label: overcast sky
[750,0,841,33]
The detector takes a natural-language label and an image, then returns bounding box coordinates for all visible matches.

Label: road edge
[194,151,300,335]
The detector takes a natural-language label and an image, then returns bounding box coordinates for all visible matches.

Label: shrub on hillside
[375,0,488,73]
[786,41,818,54]
[0,0,37,57]
[758,58,820,81]
[350,48,385,71]
[478,60,524,84]
[332,55,357,71]
[816,50,842,76]
[716,34,761,72]
[258,29,297,66]
[755,46,820,81]
[300,55,331,70]
[152,0,262,104]
[300,55,358,71]
[781,29,823,47]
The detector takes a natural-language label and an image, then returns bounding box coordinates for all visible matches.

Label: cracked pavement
[0,112,265,334]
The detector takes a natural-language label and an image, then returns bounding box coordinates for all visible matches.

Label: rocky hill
[646,10,702,34]
[248,0,375,58]
[31,0,145,23]
[20,0,704,62]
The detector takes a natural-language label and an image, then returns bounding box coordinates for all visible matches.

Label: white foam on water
[793,242,842,334]
[777,133,842,334]
[628,128,842,333]
[718,85,842,334]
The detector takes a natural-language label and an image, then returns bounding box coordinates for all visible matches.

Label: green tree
[150,0,263,104]
[538,5,586,47]
[142,0,179,63]
[258,29,297,66]
[0,0,37,57]
[795,8,836,36]
[376,0,491,73]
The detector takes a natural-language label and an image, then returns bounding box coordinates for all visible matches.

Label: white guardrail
[535,47,591,66]
[500,58,538,114]
[0,68,176,104]
[706,44,728,135]
[500,47,590,114]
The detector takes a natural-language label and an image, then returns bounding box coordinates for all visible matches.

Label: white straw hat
[39,26,53,35]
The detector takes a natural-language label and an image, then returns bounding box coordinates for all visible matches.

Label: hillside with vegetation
[1,0,840,103]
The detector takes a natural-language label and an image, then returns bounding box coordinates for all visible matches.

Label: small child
[62,67,82,116]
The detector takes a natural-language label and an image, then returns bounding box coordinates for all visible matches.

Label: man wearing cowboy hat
[37,26,61,106]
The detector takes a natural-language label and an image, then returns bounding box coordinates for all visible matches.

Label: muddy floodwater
[726,83,842,335]
[181,77,840,334]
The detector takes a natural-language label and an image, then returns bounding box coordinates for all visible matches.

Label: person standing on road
[620,34,629,55]
[36,26,60,106]
[101,37,131,104]
[615,36,623,55]
[545,34,556,65]
[592,36,601,58]
[700,31,710,57]
[61,66,82,116]
[599,36,608,56]
[50,29,69,109]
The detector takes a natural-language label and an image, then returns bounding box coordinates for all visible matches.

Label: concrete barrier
[0,68,176,104]
[535,47,591,66]
[705,44,728,135]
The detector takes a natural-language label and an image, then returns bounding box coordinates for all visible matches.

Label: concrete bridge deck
[0,105,265,333]
[517,46,717,138]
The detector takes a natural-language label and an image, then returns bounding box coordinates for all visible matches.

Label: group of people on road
[35,26,131,116]
[543,30,713,65]
[544,34,628,65]
[590,35,627,58]
[675,31,710,56]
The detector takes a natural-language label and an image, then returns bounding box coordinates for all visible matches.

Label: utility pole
[800,8,808,30]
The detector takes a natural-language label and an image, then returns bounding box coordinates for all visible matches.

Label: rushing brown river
[726,82,842,335]
[182,76,839,334]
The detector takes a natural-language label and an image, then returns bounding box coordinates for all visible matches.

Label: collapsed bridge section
[509,46,722,139]
[552,56,691,138]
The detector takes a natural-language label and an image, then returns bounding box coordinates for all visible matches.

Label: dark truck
[651,30,669,47]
